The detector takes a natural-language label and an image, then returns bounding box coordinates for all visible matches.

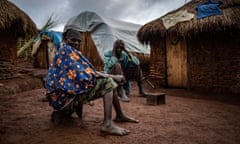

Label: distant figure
[104,39,146,102]
[44,29,139,136]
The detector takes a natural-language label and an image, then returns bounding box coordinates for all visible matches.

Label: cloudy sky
[9,0,191,31]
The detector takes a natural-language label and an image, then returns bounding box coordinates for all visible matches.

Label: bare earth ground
[0,59,240,144]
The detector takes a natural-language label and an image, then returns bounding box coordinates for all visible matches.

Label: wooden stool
[146,92,166,105]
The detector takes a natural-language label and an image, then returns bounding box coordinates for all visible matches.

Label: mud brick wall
[0,31,18,79]
[188,35,240,94]
[149,40,166,87]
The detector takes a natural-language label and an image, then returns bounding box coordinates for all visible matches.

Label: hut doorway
[166,36,187,88]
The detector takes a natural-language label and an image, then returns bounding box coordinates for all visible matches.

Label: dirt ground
[0,59,240,144]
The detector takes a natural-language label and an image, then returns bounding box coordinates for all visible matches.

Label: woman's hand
[96,71,126,85]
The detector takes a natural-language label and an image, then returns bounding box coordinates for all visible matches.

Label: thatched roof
[0,0,37,37]
[138,0,240,44]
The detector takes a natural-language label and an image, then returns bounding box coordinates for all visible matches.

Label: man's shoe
[118,95,130,102]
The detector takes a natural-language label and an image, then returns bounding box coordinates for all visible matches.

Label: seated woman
[45,29,139,136]
[104,40,146,102]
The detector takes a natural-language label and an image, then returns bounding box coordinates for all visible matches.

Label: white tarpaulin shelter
[63,11,150,60]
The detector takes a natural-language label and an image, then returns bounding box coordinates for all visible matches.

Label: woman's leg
[101,91,130,136]
[112,89,139,123]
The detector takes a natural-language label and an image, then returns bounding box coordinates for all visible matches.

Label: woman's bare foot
[101,124,130,136]
[114,115,139,123]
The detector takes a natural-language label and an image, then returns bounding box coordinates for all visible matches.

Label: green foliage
[17,14,58,58]
[40,14,58,30]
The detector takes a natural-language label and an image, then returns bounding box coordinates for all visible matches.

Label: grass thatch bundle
[0,0,37,37]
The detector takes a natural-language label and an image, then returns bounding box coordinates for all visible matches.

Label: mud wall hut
[64,11,150,72]
[137,0,240,94]
[0,0,37,79]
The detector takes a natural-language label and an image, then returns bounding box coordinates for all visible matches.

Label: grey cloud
[9,0,192,31]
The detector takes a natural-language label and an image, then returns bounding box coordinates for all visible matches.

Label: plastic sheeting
[162,10,195,29]
[196,1,222,19]
[64,11,150,60]
[34,30,62,49]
